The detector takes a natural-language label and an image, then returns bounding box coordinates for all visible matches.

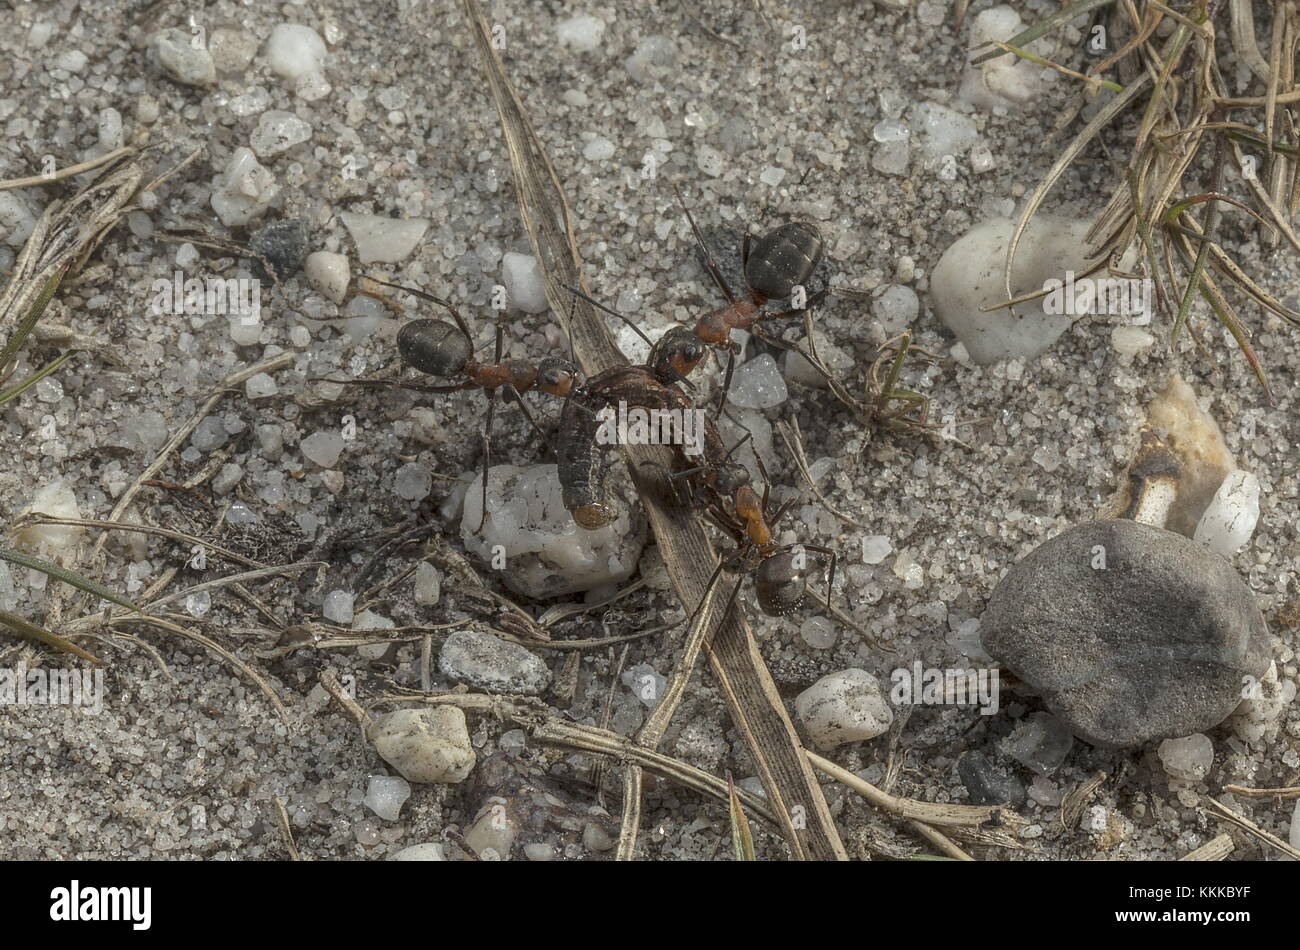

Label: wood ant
[563,184,834,412]
[553,361,838,623]
[320,276,581,530]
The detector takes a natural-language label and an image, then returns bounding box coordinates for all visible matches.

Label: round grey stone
[981,519,1270,748]
[439,630,551,696]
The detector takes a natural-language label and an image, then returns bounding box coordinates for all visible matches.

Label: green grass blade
[0,265,68,374]
[728,774,756,861]
[970,0,1117,65]
[0,351,75,408]
[0,544,144,614]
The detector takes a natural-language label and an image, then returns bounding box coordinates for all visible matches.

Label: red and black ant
[319,276,580,530]
[552,361,838,623]
[563,184,832,412]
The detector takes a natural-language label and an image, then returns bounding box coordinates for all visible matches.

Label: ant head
[754,550,808,617]
[712,461,751,497]
[537,357,580,397]
[745,221,825,301]
[648,325,706,385]
[398,319,472,378]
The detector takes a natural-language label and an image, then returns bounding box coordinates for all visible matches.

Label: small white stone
[369,707,475,784]
[873,284,919,334]
[872,141,910,176]
[97,108,124,152]
[353,609,395,660]
[15,480,83,556]
[228,315,262,346]
[250,110,313,158]
[391,843,446,861]
[301,431,345,468]
[461,463,644,598]
[799,616,837,650]
[959,6,1050,111]
[625,35,677,82]
[305,251,350,304]
[185,590,211,619]
[1193,470,1260,556]
[1230,661,1295,744]
[1157,734,1213,782]
[556,16,605,52]
[414,562,441,606]
[150,29,216,86]
[932,215,1096,364]
[322,589,354,624]
[211,148,278,227]
[244,373,278,399]
[501,252,548,313]
[55,50,88,73]
[265,24,327,79]
[583,137,616,161]
[796,669,894,750]
[364,775,411,821]
[910,102,979,159]
[760,166,786,186]
[212,463,243,495]
[0,192,37,247]
[861,535,892,565]
[727,354,788,410]
[341,212,429,265]
[1111,324,1156,355]
[696,144,724,177]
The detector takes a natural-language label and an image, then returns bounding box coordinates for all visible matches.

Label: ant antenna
[561,283,653,347]
[359,275,475,343]
[671,182,736,304]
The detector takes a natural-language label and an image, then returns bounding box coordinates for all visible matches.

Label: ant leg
[715,574,748,631]
[793,543,838,612]
[504,386,557,457]
[475,325,506,532]
[683,558,732,640]
[720,428,753,463]
[561,283,653,347]
[754,287,830,324]
[310,376,474,396]
[714,347,736,418]
[672,183,737,304]
[741,231,752,270]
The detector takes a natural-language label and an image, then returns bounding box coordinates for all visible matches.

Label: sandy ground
[0,0,1296,860]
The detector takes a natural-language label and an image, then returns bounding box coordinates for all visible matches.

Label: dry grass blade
[0,147,161,380]
[1202,797,1300,860]
[109,612,288,723]
[1222,783,1300,799]
[0,607,102,663]
[1004,76,1151,311]
[807,750,1024,828]
[905,819,975,861]
[1229,0,1271,83]
[370,689,779,826]
[462,0,846,860]
[1178,832,1234,860]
